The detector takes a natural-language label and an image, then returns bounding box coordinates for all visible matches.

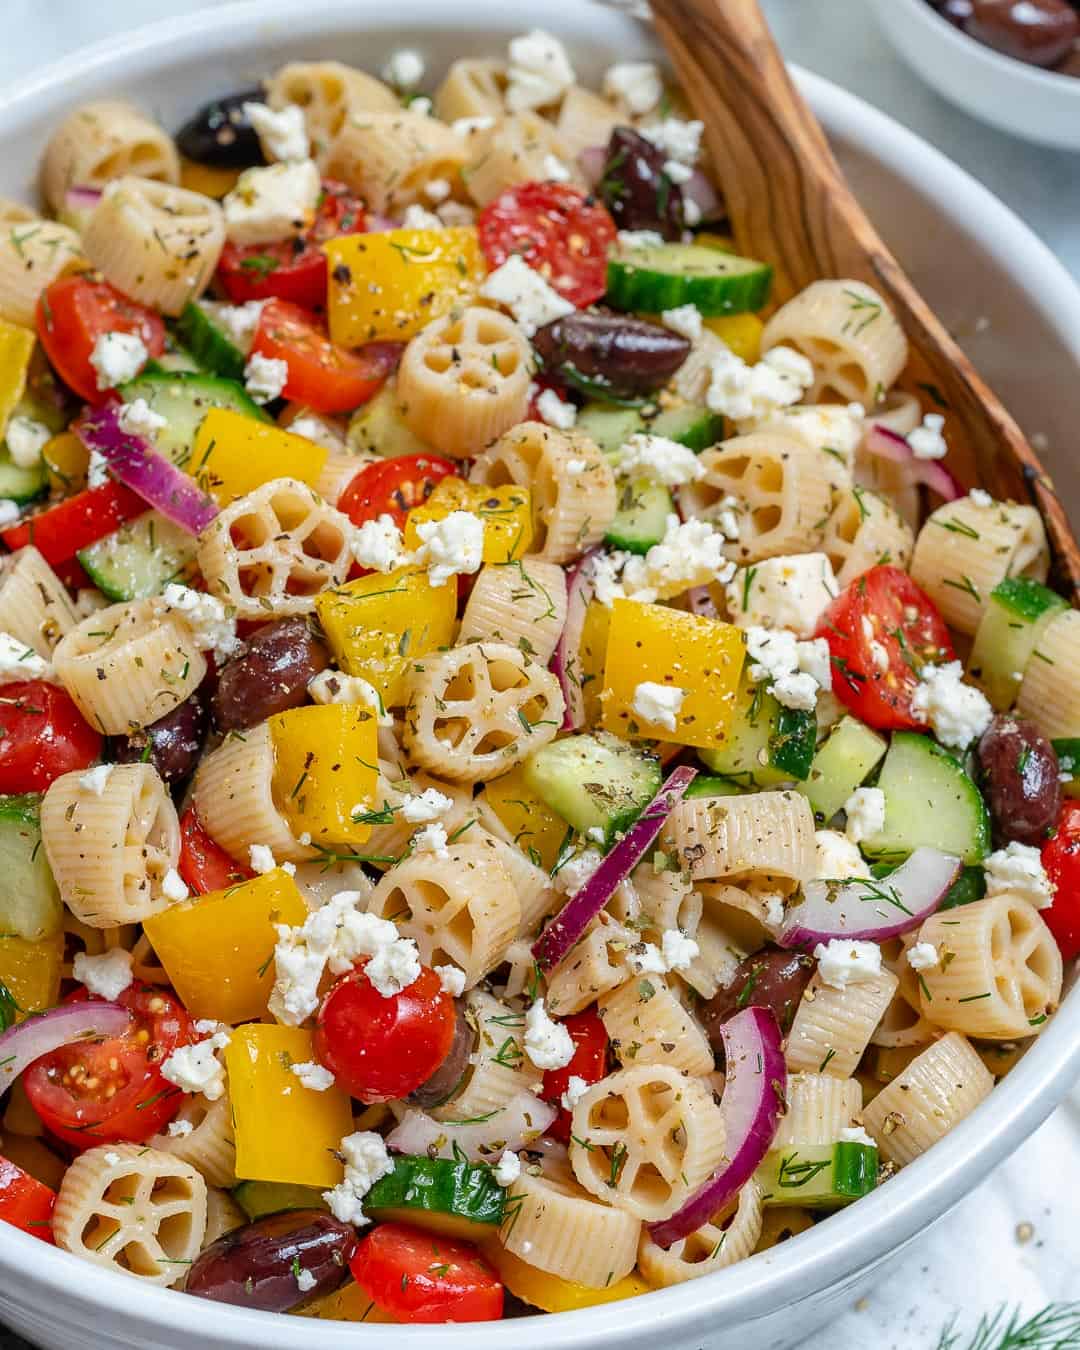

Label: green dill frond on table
[936,1304,1080,1350]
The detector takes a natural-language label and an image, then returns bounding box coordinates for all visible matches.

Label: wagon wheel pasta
[660,792,816,888]
[40,100,180,213]
[785,969,899,1078]
[458,559,568,664]
[266,61,400,162]
[324,111,467,215]
[152,1092,236,1189]
[544,913,634,1016]
[0,545,78,656]
[637,1179,763,1288]
[462,114,579,209]
[430,989,540,1122]
[434,59,508,122]
[0,219,83,327]
[598,975,714,1076]
[822,487,914,586]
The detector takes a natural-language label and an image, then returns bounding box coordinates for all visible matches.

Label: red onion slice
[551,547,600,732]
[578,146,607,189]
[0,1000,131,1091]
[862,423,963,503]
[684,585,720,619]
[779,846,961,950]
[64,185,103,214]
[649,1007,785,1248]
[533,765,696,970]
[386,1090,557,1163]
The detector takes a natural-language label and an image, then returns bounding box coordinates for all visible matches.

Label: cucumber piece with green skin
[756,1142,877,1209]
[797,715,887,824]
[939,865,987,910]
[1053,738,1080,799]
[118,370,268,467]
[606,243,773,318]
[967,577,1067,712]
[0,795,62,941]
[347,380,431,459]
[524,732,661,846]
[363,1156,505,1238]
[858,731,990,866]
[77,510,198,602]
[233,1180,327,1221]
[0,447,47,505]
[649,404,724,452]
[575,404,644,455]
[685,774,743,800]
[699,674,815,787]
[175,301,248,383]
[605,478,673,555]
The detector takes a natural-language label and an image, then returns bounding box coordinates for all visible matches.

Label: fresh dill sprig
[935,1303,1080,1350]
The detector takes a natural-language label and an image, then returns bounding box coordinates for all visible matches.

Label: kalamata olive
[932,0,975,26]
[212,617,328,733]
[976,715,1061,845]
[176,88,268,168]
[112,687,208,784]
[186,1210,355,1311]
[533,309,690,400]
[597,127,685,240]
[966,0,1079,66]
[406,998,475,1109]
[699,947,815,1052]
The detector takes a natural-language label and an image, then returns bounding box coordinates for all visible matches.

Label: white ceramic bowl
[2,4,1080,1348]
[869,0,1080,150]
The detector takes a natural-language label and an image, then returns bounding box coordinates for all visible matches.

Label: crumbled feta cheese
[244,351,288,404]
[412,510,485,588]
[906,942,940,972]
[223,159,321,246]
[618,433,704,488]
[479,254,575,337]
[104,1152,122,1167]
[910,661,992,751]
[400,203,443,230]
[815,830,871,881]
[742,625,831,712]
[762,892,787,930]
[661,304,703,342]
[161,583,239,663]
[969,487,993,508]
[423,178,452,204]
[640,117,703,165]
[382,48,425,89]
[5,416,50,469]
[554,847,604,895]
[166,1119,194,1138]
[161,1029,230,1101]
[617,229,665,249]
[87,450,110,489]
[295,1267,317,1293]
[209,300,265,349]
[631,679,686,733]
[0,501,20,527]
[0,632,52,685]
[493,1150,522,1187]
[908,413,947,461]
[706,343,814,424]
[603,61,663,115]
[813,938,883,989]
[73,947,133,1001]
[243,101,308,162]
[560,1074,589,1111]
[615,515,735,603]
[322,1131,394,1226]
[79,763,113,796]
[983,841,1055,910]
[249,844,277,875]
[117,398,167,441]
[727,553,838,638]
[161,867,189,903]
[536,387,577,431]
[839,1125,878,1149]
[351,513,411,573]
[291,1060,336,1091]
[411,822,449,858]
[288,414,344,451]
[627,942,666,975]
[760,403,864,473]
[435,963,467,997]
[541,154,571,183]
[89,331,147,391]
[663,159,694,185]
[683,198,702,227]
[565,458,587,475]
[797,636,833,690]
[451,116,496,138]
[524,999,575,1069]
[844,787,886,846]
[713,494,742,542]
[661,928,699,971]
[401,788,454,823]
[506,29,575,111]
[770,671,818,712]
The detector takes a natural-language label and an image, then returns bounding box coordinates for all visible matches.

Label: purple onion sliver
[862,423,962,503]
[681,168,723,223]
[0,1000,131,1090]
[577,145,607,188]
[553,548,600,732]
[64,184,103,213]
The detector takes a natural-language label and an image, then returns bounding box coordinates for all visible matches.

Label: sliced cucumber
[118,371,268,466]
[967,577,1067,711]
[939,865,986,910]
[605,478,672,555]
[1054,738,1080,800]
[175,301,248,382]
[606,242,773,317]
[757,1142,877,1210]
[524,732,661,846]
[699,673,815,787]
[859,731,990,865]
[0,447,47,505]
[233,1180,327,1221]
[797,715,887,825]
[575,404,644,455]
[363,1156,505,1238]
[77,510,198,602]
[0,795,62,941]
[347,380,431,458]
[649,404,724,452]
[685,774,743,800]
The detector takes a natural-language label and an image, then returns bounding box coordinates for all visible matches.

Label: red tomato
[0,1157,56,1244]
[1042,800,1080,961]
[815,564,954,732]
[217,180,366,308]
[0,681,102,794]
[178,805,254,895]
[24,984,194,1149]
[314,961,456,1103]
[538,1009,609,1143]
[249,299,399,414]
[1,480,146,566]
[350,1222,503,1323]
[478,182,617,307]
[339,453,459,533]
[36,276,165,403]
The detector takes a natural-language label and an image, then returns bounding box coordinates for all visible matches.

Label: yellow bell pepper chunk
[293,1281,397,1322]
[325,228,484,346]
[315,565,456,709]
[0,933,62,1018]
[179,157,243,200]
[600,598,744,750]
[0,1135,66,1192]
[189,407,328,505]
[0,320,35,444]
[482,1244,651,1312]
[224,1025,353,1188]
[403,479,532,564]
[42,431,89,493]
[479,765,567,872]
[580,599,611,729]
[704,313,763,364]
[143,869,307,1024]
[269,703,379,849]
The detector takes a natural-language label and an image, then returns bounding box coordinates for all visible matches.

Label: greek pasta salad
[0,26,1071,1326]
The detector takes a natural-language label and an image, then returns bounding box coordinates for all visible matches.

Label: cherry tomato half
[217,179,367,309]
[24,983,194,1149]
[0,1157,56,1243]
[36,276,165,403]
[478,182,617,307]
[178,805,254,896]
[1042,800,1080,962]
[0,681,102,794]
[1,480,146,566]
[816,564,954,732]
[350,1222,503,1323]
[313,961,456,1103]
[539,1008,609,1144]
[339,453,459,533]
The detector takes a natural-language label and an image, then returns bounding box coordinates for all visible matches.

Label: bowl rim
[1,1,1080,1344]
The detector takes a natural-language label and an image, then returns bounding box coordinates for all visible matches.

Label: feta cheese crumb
[423,177,452,204]
[308,669,387,722]
[618,433,703,488]
[663,159,694,185]
[87,450,110,489]
[839,1125,878,1149]
[117,397,167,440]
[411,822,449,858]
[706,343,814,424]
[565,458,587,475]
[727,553,839,638]
[244,351,288,404]
[400,203,443,231]
[401,788,454,823]
[536,387,577,431]
[524,999,575,1069]
[223,159,321,246]
[288,414,344,451]
[983,841,1056,910]
[479,254,575,337]
[208,300,265,349]
[0,632,52,685]
[661,304,703,342]
[613,515,734,603]
[161,1029,231,1101]
[969,487,993,508]
[906,942,940,972]
[161,583,239,663]
[291,1060,336,1091]
[506,30,575,112]
[661,928,699,971]
[814,830,871,881]
[166,1119,194,1138]
[813,938,883,990]
[908,412,947,461]
[79,763,114,796]
[382,49,425,89]
[104,1152,122,1167]
[161,867,189,903]
[249,844,277,875]
[603,61,663,115]
[743,626,831,712]
[910,661,992,750]
[493,1150,522,1187]
[435,964,467,997]
[639,116,703,165]
[631,679,686,732]
[89,331,147,391]
[243,101,308,162]
[617,229,665,250]
[295,1267,317,1293]
[541,154,571,183]
[844,787,886,846]
[412,510,485,588]
[322,1131,394,1226]
[0,501,20,527]
[560,1074,589,1111]
[351,513,411,573]
[73,947,133,1001]
[554,847,603,895]
[5,416,50,469]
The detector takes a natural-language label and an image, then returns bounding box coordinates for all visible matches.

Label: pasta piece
[755,1206,815,1252]
[773,1073,862,1148]
[853,446,921,534]
[126,931,172,987]
[632,864,703,944]
[152,1092,236,1189]
[315,448,368,507]
[53,598,205,735]
[0,219,83,327]
[470,421,616,563]
[862,1032,994,1166]
[40,100,179,213]
[324,111,467,214]
[498,937,543,1000]
[873,936,938,1050]
[458,559,568,665]
[0,546,78,656]
[545,913,633,1016]
[431,989,540,1122]
[760,280,908,405]
[680,433,834,564]
[266,62,400,162]
[785,969,899,1078]
[637,1179,763,1287]
[434,59,508,122]
[569,1065,727,1222]
[366,842,520,987]
[556,87,623,159]
[696,880,777,953]
[197,478,352,619]
[869,390,922,436]
[598,976,714,1076]
[916,896,1062,1039]
[403,641,563,783]
[203,1187,246,1246]
[52,1144,206,1285]
[672,329,730,406]
[42,764,179,928]
[397,307,532,459]
[910,496,1048,636]
[499,1149,640,1288]
[462,114,579,208]
[450,818,556,938]
[1016,608,1080,740]
[679,907,746,1002]
[660,792,816,890]
[0,199,37,226]
[822,487,914,586]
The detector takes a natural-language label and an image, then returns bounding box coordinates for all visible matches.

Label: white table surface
[1,2,1078,1347]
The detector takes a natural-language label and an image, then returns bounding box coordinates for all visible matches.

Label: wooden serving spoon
[647,0,1080,597]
